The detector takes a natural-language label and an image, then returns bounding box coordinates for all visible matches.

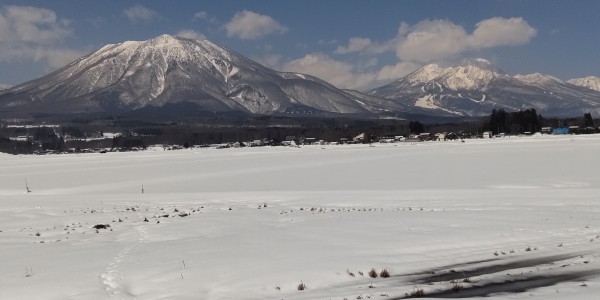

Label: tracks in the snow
[100,214,148,298]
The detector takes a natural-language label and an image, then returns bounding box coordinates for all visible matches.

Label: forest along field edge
[1,134,600,300]
[0,109,597,155]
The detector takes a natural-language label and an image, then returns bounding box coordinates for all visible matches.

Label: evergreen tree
[408,121,424,134]
[583,113,594,127]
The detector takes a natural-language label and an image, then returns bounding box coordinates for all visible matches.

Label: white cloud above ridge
[334,17,536,63]
[0,5,86,69]
[124,5,159,23]
[470,17,537,48]
[286,16,537,89]
[395,17,536,63]
[176,29,206,40]
[225,10,287,40]
[0,5,71,44]
[282,53,418,90]
[334,37,392,55]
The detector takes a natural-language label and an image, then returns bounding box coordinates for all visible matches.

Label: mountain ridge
[1,35,599,120]
[368,59,600,117]
[0,34,377,117]
[567,76,600,92]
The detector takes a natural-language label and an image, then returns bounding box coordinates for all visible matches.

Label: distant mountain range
[567,76,600,92]
[0,35,599,120]
[368,58,600,117]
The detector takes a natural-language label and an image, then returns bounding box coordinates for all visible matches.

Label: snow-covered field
[1,135,600,300]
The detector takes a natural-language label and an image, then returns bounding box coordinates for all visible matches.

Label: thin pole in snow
[25,178,31,193]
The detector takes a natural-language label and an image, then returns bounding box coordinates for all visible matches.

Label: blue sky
[0,0,599,90]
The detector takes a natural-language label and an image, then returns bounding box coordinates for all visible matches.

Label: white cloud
[275,17,536,89]
[335,37,372,54]
[469,17,537,48]
[395,19,470,63]
[34,47,88,68]
[394,17,536,63]
[281,53,422,90]
[283,53,376,90]
[225,10,287,40]
[254,53,283,70]
[376,62,421,81]
[124,5,159,22]
[335,37,391,55]
[0,5,86,69]
[176,29,206,40]
[0,5,71,44]
[193,11,208,20]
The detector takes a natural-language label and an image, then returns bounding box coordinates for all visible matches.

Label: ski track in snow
[100,212,148,299]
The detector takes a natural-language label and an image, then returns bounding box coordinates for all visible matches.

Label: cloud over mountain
[397,17,535,63]
[124,5,160,22]
[225,10,287,40]
[292,17,537,89]
[0,5,86,68]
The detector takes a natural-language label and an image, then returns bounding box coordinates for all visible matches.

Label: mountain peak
[401,58,503,90]
[567,76,600,92]
[0,34,373,116]
[514,73,562,85]
[460,58,505,74]
[147,34,188,45]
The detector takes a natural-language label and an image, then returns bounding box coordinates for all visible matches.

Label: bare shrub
[452,282,463,292]
[92,224,110,230]
[380,268,390,278]
[409,288,425,297]
[368,268,378,278]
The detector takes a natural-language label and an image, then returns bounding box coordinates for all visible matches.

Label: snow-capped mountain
[567,76,600,92]
[369,59,600,117]
[0,34,374,116]
[2,38,598,120]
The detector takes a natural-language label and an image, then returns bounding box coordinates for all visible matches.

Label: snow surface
[515,73,562,85]
[2,135,600,299]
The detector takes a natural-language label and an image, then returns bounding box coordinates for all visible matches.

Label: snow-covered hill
[0,35,373,116]
[369,59,600,117]
[568,76,600,92]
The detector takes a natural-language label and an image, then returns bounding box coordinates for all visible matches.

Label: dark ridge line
[414,252,591,284]
[395,258,502,277]
[398,269,600,299]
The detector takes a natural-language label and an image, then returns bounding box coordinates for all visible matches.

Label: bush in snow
[92,224,110,230]
[368,268,378,278]
[409,288,425,297]
[452,282,463,292]
[380,268,391,278]
[347,269,355,277]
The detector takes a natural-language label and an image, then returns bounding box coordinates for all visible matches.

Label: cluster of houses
[4,122,600,155]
